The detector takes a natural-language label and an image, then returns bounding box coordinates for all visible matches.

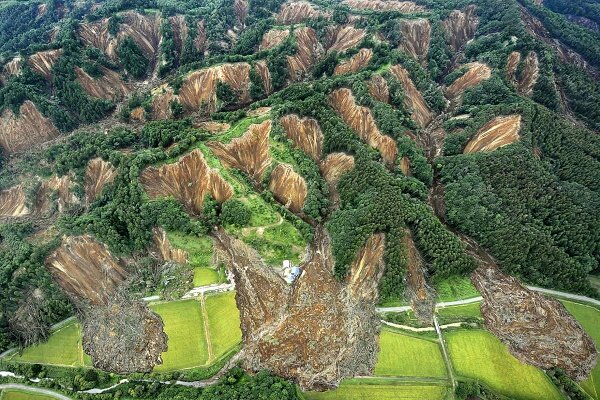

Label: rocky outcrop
[342,0,424,13]
[472,265,597,381]
[281,114,324,161]
[443,5,479,52]
[75,66,130,100]
[153,227,188,264]
[140,149,232,215]
[324,26,366,53]
[0,101,59,154]
[276,1,320,25]
[367,74,390,103]
[334,48,373,75]
[400,19,431,65]
[213,226,386,390]
[28,49,62,80]
[255,60,273,95]
[390,65,434,128]
[329,88,397,166]
[506,51,539,96]
[259,29,290,51]
[208,120,272,185]
[85,158,117,206]
[0,186,29,217]
[268,164,307,213]
[445,62,491,100]
[178,63,251,114]
[287,27,324,81]
[45,235,127,305]
[463,115,521,153]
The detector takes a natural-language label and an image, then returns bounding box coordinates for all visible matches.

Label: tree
[118,37,149,79]
[220,200,251,226]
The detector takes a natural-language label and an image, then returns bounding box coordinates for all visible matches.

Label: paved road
[0,383,72,400]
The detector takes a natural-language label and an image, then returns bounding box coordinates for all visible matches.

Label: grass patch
[446,329,562,400]
[304,381,448,400]
[166,232,213,268]
[9,322,88,367]
[0,389,58,400]
[193,267,224,286]
[205,292,242,360]
[217,115,270,143]
[561,300,600,399]
[151,300,208,371]
[244,195,280,227]
[243,220,305,266]
[434,275,480,302]
[375,329,446,378]
[437,303,482,319]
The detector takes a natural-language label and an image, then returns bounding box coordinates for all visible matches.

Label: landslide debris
[402,229,434,323]
[150,84,176,120]
[445,62,492,100]
[0,101,59,154]
[84,158,117,206]
[400,19,431,65]
[277,1,320,25]
[208,120,272,186]
[268,163,307,213]
[443,5,479,52]
[506,51,539,96]
[390,65,434,128]
[320,152,355,207]
[463,115,521,153]
[255,60,273,95]
[472,265,598,381]
[153,227,188,264]
[280,114,324,161]
[118,11,162,60]
[287,27,324,80]
[45,235,127,305]
[213,226,386,390]
[75,66,130,100]
[367,74,390,103]
[342,0,424,13]
[324,26,366,53]
[140,149,233,215]
[0,186,29,217]
[329,88,397,166]
[36,175,78,214]
[334,48,373,75]
[2,57,22,80]
[28,49,62,80]
[259,29,290,51]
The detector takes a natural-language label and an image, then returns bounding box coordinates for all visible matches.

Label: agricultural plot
[304,380,448,400]
[9,322,90,367]
[151,300,208,371]
[0,389,58,400]
[374,329,446,378]
[193,267,223,287]
[434,275,480,302]
[561,300,600,399]
[167,231,213,268]
[446,330,562,400]
[205,291,242,360]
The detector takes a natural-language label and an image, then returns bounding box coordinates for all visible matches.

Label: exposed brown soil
[45,235,127,305]
[320,152,355,207]
[36,175,78,214]
[2,57,22,80]
[402,229,435,323]
[400,19,431,65]
[342,0,424,13]
[255,60,273,95]
[153,227,188,264]
[150,84,175,120]
[442,5,479,52]
[399,155,410,175]
[194,20,207,53]
[324,26,366,53]
[178,63,251,114]
[28,49,62,80]
[367,74,390,103]
[445,62,492,100]
[169,15,189,55]
[140,149,233,215]
[268,163,308,213]
[81,293,168,374]
[0,101,59,154]
[276,1,320,25]
[75,66,131,100]
[84,158,117,207]
[334,48,373,75]
[0,186,29,217]
[213,226,385,390]
[118,11,161,60]
[287,27,324,81]
[208,120,272,186]
[463,115,521,153]
[329,88,398,166]
[506,51,539,96]
[194,121,231,133]
[280,114,324,161]
[79,19,119,59]
[472,265,598,381]
[234,0,249,27]
[390,65,434,128]
[259,29,290,51]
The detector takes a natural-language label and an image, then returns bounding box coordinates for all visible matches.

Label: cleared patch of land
[434,275,479,301]
[9,322,90,367]
[374,329,446,377]
[446,329,562,400]
[193,267,222,286]
[304,380,448,400]
[0,390,57,400]
[205,291,242,360]
[151,300,208,371]
[561,300,600,399]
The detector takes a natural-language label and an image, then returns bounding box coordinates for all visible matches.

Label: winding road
[0,383,72,400]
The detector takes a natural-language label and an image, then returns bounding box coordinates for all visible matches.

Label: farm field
[9,322,90,367]
[446,329,562,400]
[434,276,480,302]
[205,291,242,360]
[304,380,449,400]
[374,329,446,378]
[436,302,482,322]
[151,299,208,371]
[561,300,600,399]
[193,267,222,287]
[0,389,57,400]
